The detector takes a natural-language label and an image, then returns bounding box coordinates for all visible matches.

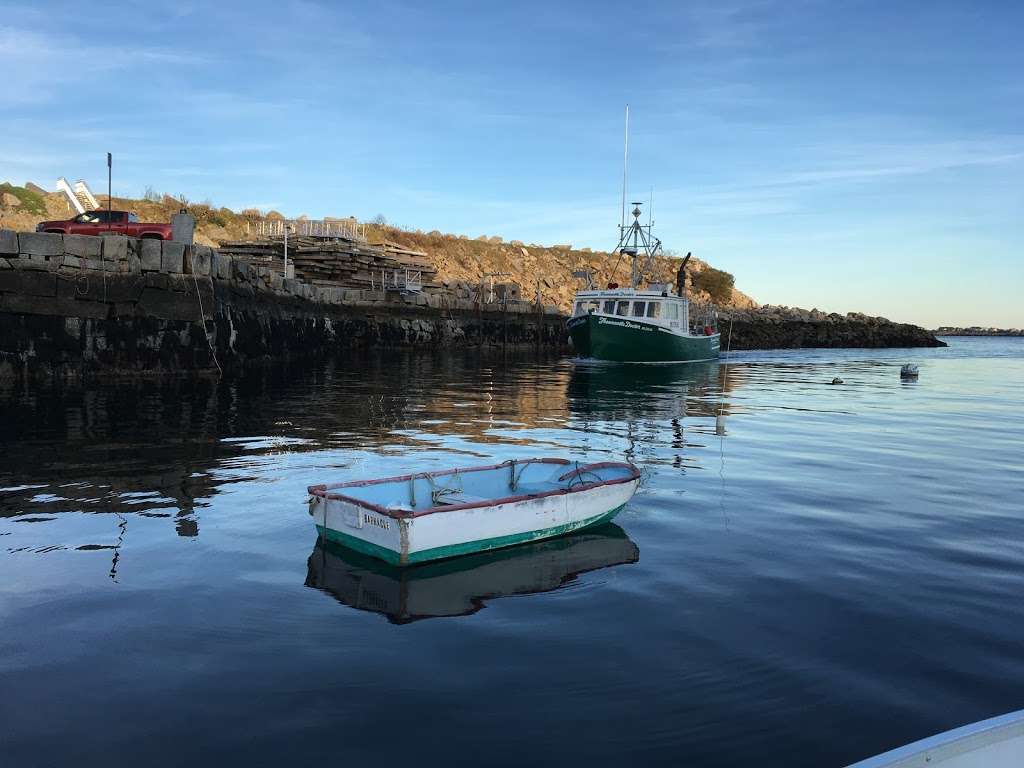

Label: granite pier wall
[0,230,567,380]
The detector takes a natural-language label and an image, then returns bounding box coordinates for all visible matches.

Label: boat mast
[608,107,663,290]
[621,104,629,236]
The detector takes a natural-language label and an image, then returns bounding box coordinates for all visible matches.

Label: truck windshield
[74,211,126,224]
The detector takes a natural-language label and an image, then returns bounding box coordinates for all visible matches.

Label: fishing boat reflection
[305,523,639,623]
[568,360,723,420]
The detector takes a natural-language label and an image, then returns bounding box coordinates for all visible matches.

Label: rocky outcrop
[933,326,1023,336]
[719,305,946,350]
[361,225,760,314]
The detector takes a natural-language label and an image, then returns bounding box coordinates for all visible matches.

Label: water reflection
[304,524,640,623]
[567,360,723,420]
[566,360,730,470]
[0,350,739,574]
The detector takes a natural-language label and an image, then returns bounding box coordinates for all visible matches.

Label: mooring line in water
[717,317,734,530]
[190,245,222,376]
[717,318,734,432]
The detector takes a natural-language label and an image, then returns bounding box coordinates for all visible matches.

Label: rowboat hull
[312,484,635,566]
[308,459,640,566]
[568,313,720,362]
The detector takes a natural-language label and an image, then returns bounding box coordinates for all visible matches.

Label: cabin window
[574,302,583,317]
[603,300,615,314]
[632,301,646,317]
[586,301,600,313]
[615,301,630,316]
[647,302,661,318]
[665,303,678,320]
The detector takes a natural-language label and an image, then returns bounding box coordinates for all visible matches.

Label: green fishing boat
[568,106,721,363]
[567,204,721,363]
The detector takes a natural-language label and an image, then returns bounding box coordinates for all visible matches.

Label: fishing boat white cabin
[308,458,640,565]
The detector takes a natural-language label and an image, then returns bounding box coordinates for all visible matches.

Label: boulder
[232,259,253,283]
[64,234,102,258]
[0,230,17,255]
[1,192,20,208]
[101,235,128,261]
[140,239,162,271]
[161,241,184,274]
[0,270,56,296]
[211,252,232,280]
[184,245,212,276]
[18,232,63,256]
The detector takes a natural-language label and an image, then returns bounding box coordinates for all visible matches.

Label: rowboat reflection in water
[305,523,639,624]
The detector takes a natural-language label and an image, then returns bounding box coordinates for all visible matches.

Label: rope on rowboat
[566,461,603,489]
[410,472,463,508]
[508,460,529,491]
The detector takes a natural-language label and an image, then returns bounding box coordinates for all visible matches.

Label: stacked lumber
[218,236,441,292]
[217,239,287,271]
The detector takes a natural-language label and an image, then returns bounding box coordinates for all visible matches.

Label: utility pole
[106,152,112,231]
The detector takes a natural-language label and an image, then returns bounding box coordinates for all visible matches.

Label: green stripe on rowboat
[316,503,626,566]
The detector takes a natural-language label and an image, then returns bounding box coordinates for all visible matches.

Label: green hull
[316,504,626,566]
[568,314,720,362]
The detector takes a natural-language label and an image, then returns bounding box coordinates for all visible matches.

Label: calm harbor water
[2,338,1023,767]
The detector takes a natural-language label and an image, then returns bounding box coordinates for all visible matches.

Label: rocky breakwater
[0,229,566,380]
[719,305,946,350]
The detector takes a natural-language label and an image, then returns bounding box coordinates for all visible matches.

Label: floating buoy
[830,377,844,385]
[901,364,919,379]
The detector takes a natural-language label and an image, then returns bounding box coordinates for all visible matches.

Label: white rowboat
[308,458,641,565]
[847,708,1024,767]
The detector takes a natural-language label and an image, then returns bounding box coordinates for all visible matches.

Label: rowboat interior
[316,459,638,514]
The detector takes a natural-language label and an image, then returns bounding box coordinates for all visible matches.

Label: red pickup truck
[36,210,172,240]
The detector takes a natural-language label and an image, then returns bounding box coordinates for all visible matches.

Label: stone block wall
[0,229,568,380]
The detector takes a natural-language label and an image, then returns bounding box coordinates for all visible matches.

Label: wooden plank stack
[218,236,441,292]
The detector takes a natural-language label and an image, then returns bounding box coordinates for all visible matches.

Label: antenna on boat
[649,187,653,228]
[621,104,629,234]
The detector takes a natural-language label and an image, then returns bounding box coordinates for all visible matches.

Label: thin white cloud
[0,26,209,105]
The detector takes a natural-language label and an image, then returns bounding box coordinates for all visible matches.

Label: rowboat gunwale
[307,458,641,520]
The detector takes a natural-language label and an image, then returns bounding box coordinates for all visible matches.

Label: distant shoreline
[935,330,1023,337]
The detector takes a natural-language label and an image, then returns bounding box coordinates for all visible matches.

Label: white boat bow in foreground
[847,708,1024,767]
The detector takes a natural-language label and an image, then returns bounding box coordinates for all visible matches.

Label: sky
[1,0,1021,327]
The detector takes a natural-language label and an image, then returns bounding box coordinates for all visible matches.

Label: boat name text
[597,318,653,332]
[364,513,391,530]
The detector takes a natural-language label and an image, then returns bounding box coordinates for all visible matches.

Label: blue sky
[2,0,1021,327]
